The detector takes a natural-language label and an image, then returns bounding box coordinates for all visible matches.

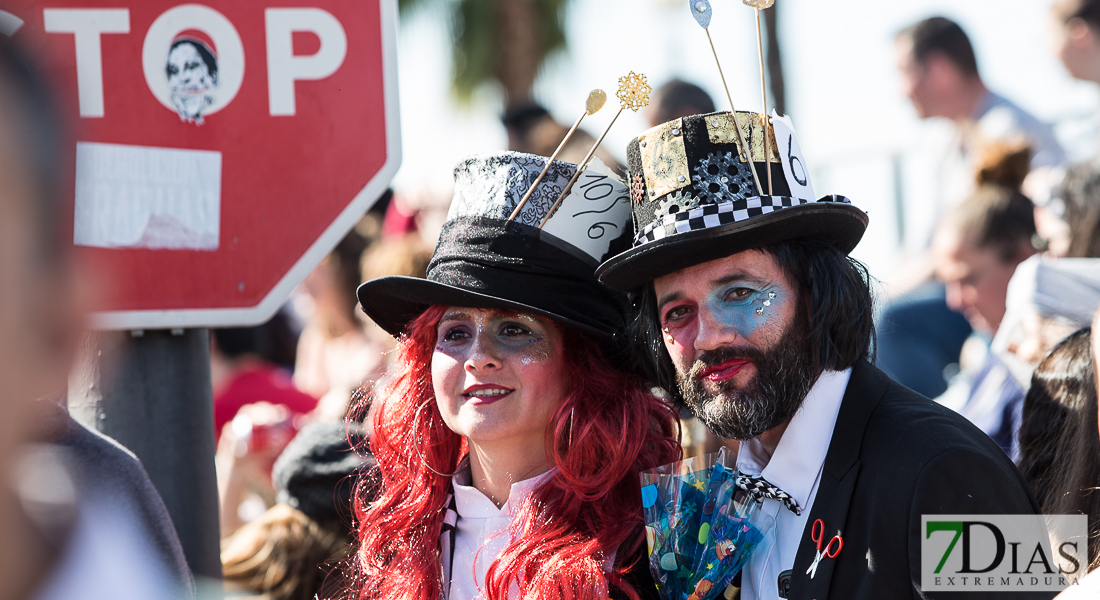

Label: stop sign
[6,0,400,329]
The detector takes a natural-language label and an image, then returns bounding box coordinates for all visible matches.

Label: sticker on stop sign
[4,1,400,329]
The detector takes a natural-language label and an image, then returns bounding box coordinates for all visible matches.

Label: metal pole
[69,329,223,593]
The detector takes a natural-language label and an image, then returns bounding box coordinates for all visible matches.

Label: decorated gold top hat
[595,111,867,291]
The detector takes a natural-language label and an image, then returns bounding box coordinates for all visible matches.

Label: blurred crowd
[200,7,1100,590]
[206,5,1100,594]
[8,1,1100,599]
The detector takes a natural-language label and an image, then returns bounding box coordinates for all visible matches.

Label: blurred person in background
[1052,0,1100,87]
[1036,159,1100,258]
[211,314,316,438]
[0,36,187,600]
[879,16,1066,398]
[874,282,974,398]
[896,16,1065,212]
[646,79,715,127]
[360,233,431,289]
[295,192,435,425]
[1016,329,1100,573]
[295,229,386,422]
[994,257,1100,386]
[502,102,623,173]
[933,143,1039,458]
[356,224,432,377]
[1049,0,1100,163]
[212,317,319,538]
[222,422,376,600]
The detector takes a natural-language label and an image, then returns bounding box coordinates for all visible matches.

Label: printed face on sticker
[166,39,218,123]
[431,307,569,447]
[653,250,818,440]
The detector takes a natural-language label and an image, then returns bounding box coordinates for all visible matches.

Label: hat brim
[596,201,868,291]
[357,276,614,341]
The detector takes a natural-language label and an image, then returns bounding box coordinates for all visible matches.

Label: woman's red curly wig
[351,305,680,600]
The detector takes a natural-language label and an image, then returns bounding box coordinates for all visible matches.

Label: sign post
[9,0,401,586]
[69,329,225,586]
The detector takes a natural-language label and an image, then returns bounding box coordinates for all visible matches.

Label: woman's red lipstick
[699,359,752,382]
[462,383,514,405]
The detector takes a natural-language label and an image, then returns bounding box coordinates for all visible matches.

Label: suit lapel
[790,459,860,599]
[789,361,889,600]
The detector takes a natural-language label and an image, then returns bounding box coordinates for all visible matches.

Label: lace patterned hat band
[357,151,634,342]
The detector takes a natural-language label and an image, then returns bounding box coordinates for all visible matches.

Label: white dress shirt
[736,368,851,600]
[446,468,555,600]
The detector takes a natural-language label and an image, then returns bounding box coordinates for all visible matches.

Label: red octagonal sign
[5,0,400,329]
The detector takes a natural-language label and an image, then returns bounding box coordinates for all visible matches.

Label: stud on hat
[596,112,867,291]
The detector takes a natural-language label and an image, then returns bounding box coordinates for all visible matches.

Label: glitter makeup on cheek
[518,337,551,365]
[486,332,552,366]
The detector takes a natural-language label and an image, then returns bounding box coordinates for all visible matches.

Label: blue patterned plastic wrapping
[640,447,773,600]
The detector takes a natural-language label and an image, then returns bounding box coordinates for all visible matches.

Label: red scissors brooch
[805,519,842,579]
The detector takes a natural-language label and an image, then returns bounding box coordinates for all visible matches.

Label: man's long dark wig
[632,237,877,403]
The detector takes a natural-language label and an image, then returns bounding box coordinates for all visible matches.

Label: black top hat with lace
[595,111,867,291]
[358,151,633,341]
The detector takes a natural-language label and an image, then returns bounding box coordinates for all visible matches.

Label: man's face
[653,250,818,440]
[895,37,955,119]
[933,228,1023,335]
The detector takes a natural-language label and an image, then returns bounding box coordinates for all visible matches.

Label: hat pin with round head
[686,0,763,194]
[509,89,607,221]
[586,89,607,115]
[594,2,870,292]
[691,0,713,28]
[540,72,651,228]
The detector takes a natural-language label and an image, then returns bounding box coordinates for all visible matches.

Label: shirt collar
[452,465,555,519]
[736,368,852,509]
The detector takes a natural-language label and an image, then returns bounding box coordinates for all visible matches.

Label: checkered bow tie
[735,472,802,515]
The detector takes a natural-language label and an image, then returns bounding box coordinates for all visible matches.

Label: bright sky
[390,0,1100,281]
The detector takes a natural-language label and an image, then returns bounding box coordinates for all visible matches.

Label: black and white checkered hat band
[634,195,850,245]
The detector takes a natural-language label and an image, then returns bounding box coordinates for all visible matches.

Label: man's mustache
[688,345,767,379]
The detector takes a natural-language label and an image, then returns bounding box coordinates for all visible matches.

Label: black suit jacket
[780,361,1053,600]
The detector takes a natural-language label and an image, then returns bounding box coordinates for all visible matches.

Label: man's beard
[675,308,819,440]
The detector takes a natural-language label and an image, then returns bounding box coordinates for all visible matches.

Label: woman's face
[431,307,569,448]
[1014,312,1079,366]
[1050,8,1100,84]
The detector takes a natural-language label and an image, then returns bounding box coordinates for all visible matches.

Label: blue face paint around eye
[704,284,782,339]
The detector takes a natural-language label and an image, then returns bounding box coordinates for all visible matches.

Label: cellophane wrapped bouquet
[640,447,773,600]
